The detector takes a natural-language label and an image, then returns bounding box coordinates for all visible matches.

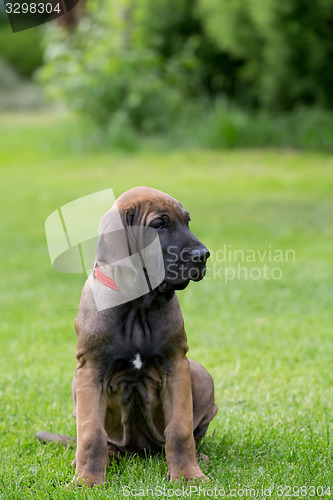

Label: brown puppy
[40,187,217,486]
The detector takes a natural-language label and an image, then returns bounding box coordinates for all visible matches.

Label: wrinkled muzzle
[163,239,210,287]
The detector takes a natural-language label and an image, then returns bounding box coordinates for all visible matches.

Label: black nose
[190,247,210,264]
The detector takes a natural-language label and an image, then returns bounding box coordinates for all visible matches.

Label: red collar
[92,262,119,292]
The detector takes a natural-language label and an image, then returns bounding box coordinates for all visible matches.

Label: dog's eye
[150,218,165,229]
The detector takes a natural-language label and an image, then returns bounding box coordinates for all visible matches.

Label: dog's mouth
[173,280,191,290]
[190,265,207,282]
[158,280,190,292]
[161,261,207,290]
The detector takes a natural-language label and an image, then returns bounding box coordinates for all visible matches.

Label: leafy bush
[38,17,200,133]
[38,0,333,149]
[0,25,44,77]
[198,0,333,110]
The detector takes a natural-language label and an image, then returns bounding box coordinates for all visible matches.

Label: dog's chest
[105,350,167,451]
[104,308,169,398]
[95,302,184,451]
[107,351,165,398]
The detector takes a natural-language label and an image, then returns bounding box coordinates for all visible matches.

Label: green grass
[0,112,333,499]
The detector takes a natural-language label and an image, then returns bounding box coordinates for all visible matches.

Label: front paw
[168,465,208,482]
[68,472,105,488]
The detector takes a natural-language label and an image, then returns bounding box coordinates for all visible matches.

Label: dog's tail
[36,431,76,449]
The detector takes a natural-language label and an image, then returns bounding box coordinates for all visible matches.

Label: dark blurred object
[52,0,86,28]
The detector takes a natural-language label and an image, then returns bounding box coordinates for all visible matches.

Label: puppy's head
[109,187,210,292]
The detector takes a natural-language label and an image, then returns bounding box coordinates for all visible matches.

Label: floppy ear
[92,200,164,310]
[123,205,138,257]
[111,203,148,260]
[95,204,139,296]
[92,203,151,310]
[96,204,134,263]
[118,203,165,293]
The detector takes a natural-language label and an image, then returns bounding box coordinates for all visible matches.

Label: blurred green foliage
[38,0,333,141]
[39,24,186,133]
[198,0,333,109]
[0,25,44,77]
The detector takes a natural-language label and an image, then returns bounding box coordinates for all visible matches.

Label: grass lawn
[0,113,332,499]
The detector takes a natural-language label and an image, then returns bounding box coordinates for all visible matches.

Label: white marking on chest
[132,353,143,370]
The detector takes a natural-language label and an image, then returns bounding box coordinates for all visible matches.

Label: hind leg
[190,359,218,443]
